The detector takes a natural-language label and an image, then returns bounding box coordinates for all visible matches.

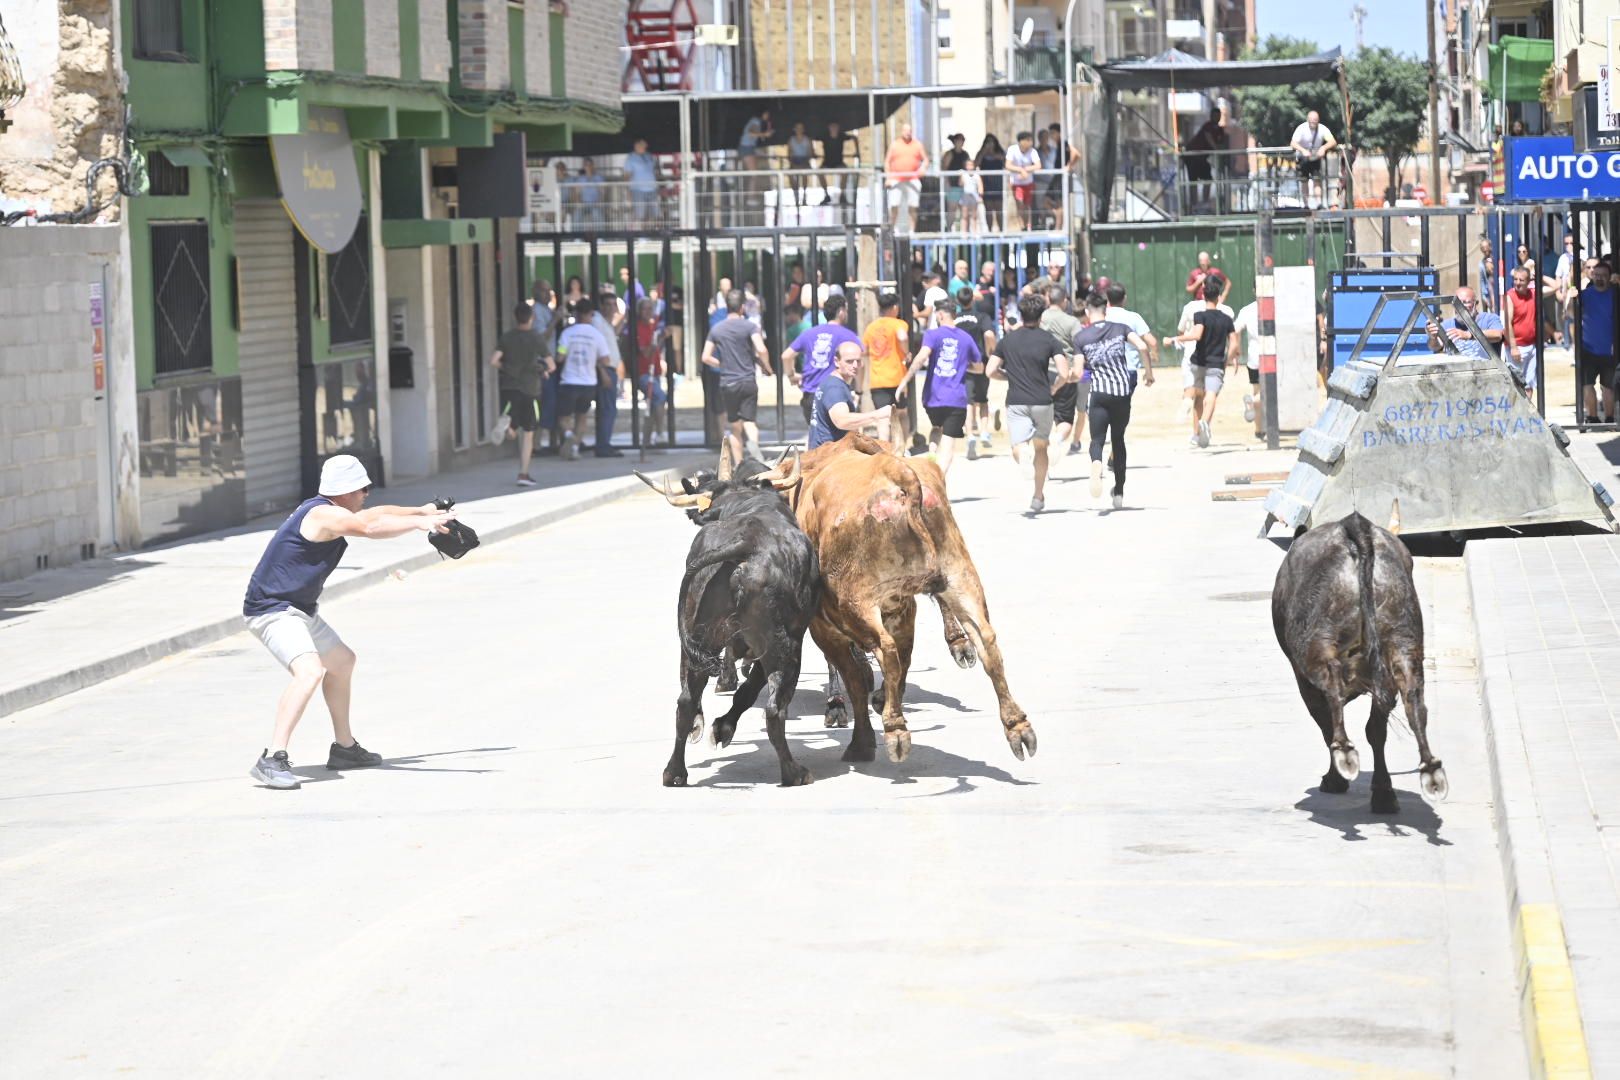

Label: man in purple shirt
[901,300,982,476]
[783,294,862,433]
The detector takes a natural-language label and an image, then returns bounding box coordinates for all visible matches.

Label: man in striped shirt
[1073,293,1151,508]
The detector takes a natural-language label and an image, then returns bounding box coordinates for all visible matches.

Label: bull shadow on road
[1293,777,1450,846]
[691,724,1039,793]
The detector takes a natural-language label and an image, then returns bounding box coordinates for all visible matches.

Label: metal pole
[1427,0,1442,206]
[628,236,643,459]
[772,229,786,443]
[1534,206,1545,417]
[663,234,677,446]
[1381,212,1392,269]
[1575,208,1585,429]
[1256,208,1279,450]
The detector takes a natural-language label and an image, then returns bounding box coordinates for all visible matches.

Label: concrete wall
[421,0,453,82]
[524,0,552,98]
[263,0,334,71]
[565,0,626,107]
[364,0,402,78]
[0,225,139,584]
[458,0,510,92]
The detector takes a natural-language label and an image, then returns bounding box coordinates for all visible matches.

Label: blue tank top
[242,497,348,617]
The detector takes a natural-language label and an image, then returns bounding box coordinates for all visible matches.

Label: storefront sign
[270,107,362,253]
[1502,136,1620,202]
[1577,85,1620,152]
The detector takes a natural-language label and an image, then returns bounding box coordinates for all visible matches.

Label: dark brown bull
[1272,512,1447,813]
[797,434,1035,763]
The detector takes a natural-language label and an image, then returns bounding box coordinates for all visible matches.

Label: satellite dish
[1018,18,1034,46]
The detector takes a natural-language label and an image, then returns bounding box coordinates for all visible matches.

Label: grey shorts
[246,607,345,670]
[1190,364,1225,394]
[1008,404,1055,445]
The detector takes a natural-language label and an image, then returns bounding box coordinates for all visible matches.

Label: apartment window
[150,221,213,375]
[326,215,373,349]
[938,10,954,53]
[146,151,190,196]
[133,0,189,61]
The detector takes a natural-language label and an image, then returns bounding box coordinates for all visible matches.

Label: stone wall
[0,225,137,585]
[364,0,401,79]
[457,0,510,92]
[263,0,334,72]
[0,0,124,219]
[564,0,626,107]
[420,0,452,82]
[524,0,551,99]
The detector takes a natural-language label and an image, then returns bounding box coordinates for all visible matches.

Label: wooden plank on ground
[1223,470,1290,486]
[1211,488,1273,502]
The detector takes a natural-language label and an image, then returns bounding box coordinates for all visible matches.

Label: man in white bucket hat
[242,455,454,790]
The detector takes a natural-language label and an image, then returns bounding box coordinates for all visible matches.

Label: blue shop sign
[1504,136,1620,203]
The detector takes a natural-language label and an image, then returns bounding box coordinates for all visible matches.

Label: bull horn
[771,445,792,468]
[635,470,709,509]
[768,452,803,491]
[1388,498,1403,536]
[717,436,735,483]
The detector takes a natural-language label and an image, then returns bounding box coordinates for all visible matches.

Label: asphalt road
[1,427,1523,1078]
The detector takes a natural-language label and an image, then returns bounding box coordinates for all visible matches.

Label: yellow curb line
[1518,903,1592,1080]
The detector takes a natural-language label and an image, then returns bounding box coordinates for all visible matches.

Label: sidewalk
[1468,534,1620,1077]
[0,446,713,718]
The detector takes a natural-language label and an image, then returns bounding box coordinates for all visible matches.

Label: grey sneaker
[1112,494,1124,510]
[327,740,383,770]
[1029,494,1045,514]
[966,439,979,461]
[489,412,512,446]
[250,750,301,790]
[1197,420,1211,448]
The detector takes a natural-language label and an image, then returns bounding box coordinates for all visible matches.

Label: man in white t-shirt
[1006,130,1042,231]
[1234,299,1262,440]
[1103,282,1157,391]
[555,298,615,460]
[1289,111,1338,208]
[917,271,949,327]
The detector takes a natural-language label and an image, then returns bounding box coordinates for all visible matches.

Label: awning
[1487,35,1555,104]
[1094,47,1343,91]
[561,81,1064,156]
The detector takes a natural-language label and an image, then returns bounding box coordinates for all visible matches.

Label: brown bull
[796,433,1036,764]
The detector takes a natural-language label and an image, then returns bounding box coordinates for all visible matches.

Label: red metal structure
[622,0,699,92]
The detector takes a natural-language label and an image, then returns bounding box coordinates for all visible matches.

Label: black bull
[1272,512,1448,813]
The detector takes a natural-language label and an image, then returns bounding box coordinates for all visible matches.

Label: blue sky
[1255,0,1426,59]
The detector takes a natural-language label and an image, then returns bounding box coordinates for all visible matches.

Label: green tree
[1233,36,1344,148]
[1347,46,1430,204]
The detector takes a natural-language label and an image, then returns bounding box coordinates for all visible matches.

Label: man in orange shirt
[885,123,929,235]
[863,292,913,448]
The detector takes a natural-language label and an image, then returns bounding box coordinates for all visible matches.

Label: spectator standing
[957,158,984,232]
[1168,277,1239,448]
[702,289,773,464]
[488,302,555,485]
[948,259,972,297]
[1578,265,1616,423]
[738,110,773,156]
[1006,131,1041,231]
[591,288,625,457]
[783,294,862,430]
[623,138,660,228]
[1554,234,1576,346]
[555,297,610,460]
[987,293,1070,513]
[1289,110,1337,209]
[863,292,914,449]
[1502,266,1541,394]
[1185,251,1230,306]
[954,286,997,458]
[1185,108,1226,213]
[942,133,970,225]
[531,280,565,453]
[805,269,843,314]
[783,263,807,310]
[786,122,815,211]
[1476,237,1497,314]
[820,121,854,213]
[975,134,1007,231]
[575,158,605,229]
[902,301,982,475]
[885,123,929,235]
[917,270,949,327]
[810,342,893,450]
[618,265,645,306]
[634,297,669,444]
[1075,292,1152,508]
[784,302,810,345]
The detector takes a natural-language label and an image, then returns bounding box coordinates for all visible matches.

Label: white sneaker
[1111,493,1124,510]
[1197,420,1211,448]
[1176,398,1193,422]
[966,440,979,461]
[1243,394,1255,422]
[489,412,512,446]
[1089,459,1104,500]
[1029,494,1045,513]
[1188,433,1201,448]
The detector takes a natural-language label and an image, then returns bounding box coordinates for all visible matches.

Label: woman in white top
[957,158,984,233]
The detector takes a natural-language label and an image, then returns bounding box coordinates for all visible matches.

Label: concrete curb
[0,465,689,719]
[1465,546,1594,1080]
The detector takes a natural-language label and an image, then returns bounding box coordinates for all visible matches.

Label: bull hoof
[843,738,877,763]
[712,718,738,748]
[687,715,705,744]
[1422,762,1449,800]
[824,695,849,728]
[779,762,814,787]
[1331,744,1361,783]
[1006,723,1037,761]
[663,767,688,787]
[950,640,978,669]
[1370,785,1399,814]
[885,729,912,762]
[1319,768,1350,794]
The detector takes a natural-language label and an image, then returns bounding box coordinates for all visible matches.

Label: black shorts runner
[499,390,541,430]
[925,405,967,439]
[800,393,815,426]
[966,371,990,404]
[1052,381,1078,425]
[720,380,759,423]
[1247,368,1260,386]
[557,383,595,417]
[871,386,904,411]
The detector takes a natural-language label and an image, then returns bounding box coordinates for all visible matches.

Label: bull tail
[1343,512,1396,713]
[882,455,943,588]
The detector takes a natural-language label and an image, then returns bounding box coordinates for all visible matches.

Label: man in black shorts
[1579,260,1618,424]
[1167,276,1238,448]
[954,286,997,458]
[1038,285,1084,457]
[488,302,554,486]
[702,287,772,465]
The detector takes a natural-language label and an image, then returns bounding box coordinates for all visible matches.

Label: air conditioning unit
[693,23,737,46]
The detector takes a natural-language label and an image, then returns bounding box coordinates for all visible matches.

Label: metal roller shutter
[235,201,302,515]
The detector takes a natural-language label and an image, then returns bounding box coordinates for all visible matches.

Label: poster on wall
[270,107,363,253]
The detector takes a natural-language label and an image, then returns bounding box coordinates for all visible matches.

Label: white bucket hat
[318,454,372,497]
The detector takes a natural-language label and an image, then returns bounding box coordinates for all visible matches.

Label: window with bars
[150,220,213,375]
[146,151,190,196]
[326,215,372,349]
[133,0,188,61]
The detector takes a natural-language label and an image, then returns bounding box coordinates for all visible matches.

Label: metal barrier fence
[1109,145,1348,221]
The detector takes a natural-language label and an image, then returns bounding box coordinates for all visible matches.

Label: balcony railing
[1108,145,1349,221]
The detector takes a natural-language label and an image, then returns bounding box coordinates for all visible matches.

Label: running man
[488,302,554,486]
[1173,283,1234,438]
[1103,282,1157,393]
[1073,293,1152,508]
[901,300,982,476]
[1038,286,1085,457]
[783,294,862,437]
[554,297,611,461]
[244,455,454,789]
[810,341,895,450]
[1167,276,1239,448]
[1233,296,1263,439]
[953,286,997,458]
[703,288,773,465]
[987,293,1069,513]
[863,292,913,449]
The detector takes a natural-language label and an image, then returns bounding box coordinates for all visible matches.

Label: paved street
[0,397,1526,1078]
